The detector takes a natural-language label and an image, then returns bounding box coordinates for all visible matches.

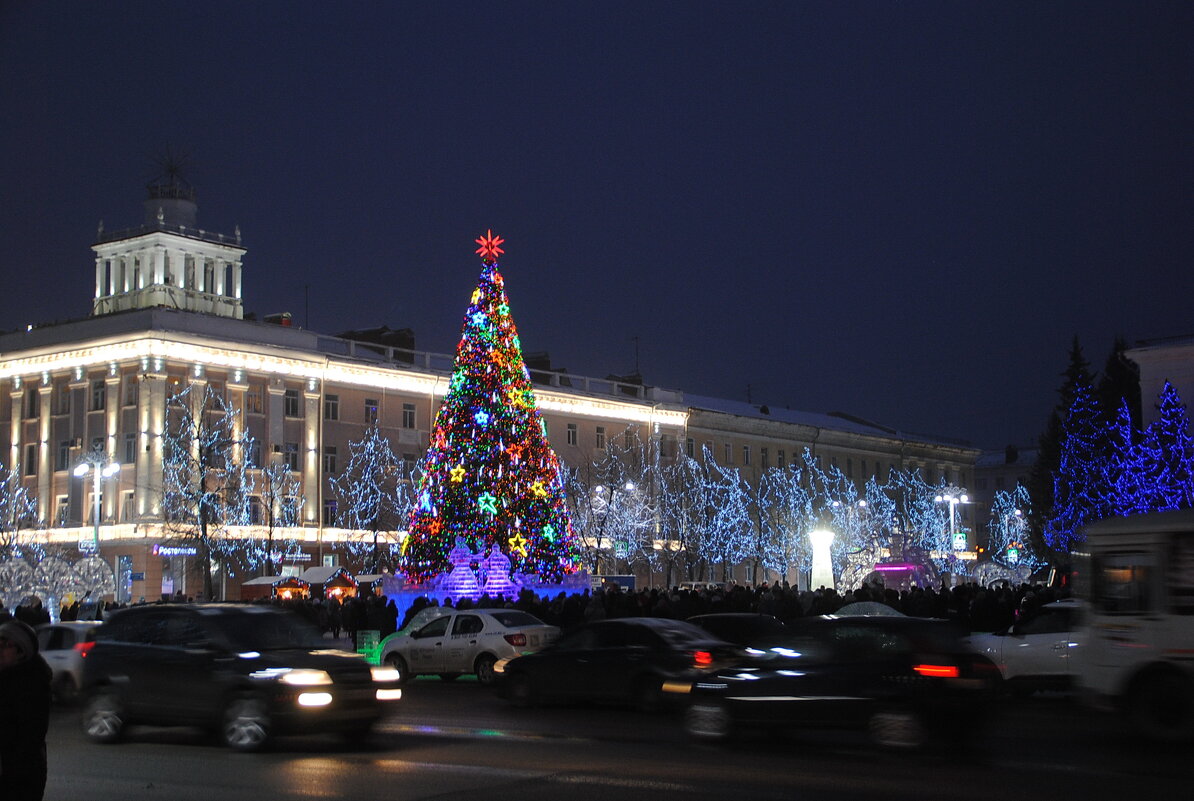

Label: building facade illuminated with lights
[0,183,979,601]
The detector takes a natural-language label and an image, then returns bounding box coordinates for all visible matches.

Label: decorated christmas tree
[401,231,581,586]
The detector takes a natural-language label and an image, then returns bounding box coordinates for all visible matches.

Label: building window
[121,491,135,522]
[322,499,338,526]
[364,398,379,424]
[324,394,339,420]
[995,476,1006,490]
[402,402,416,429]
[624,430,634,450]
[55,386,70,415]
[24,389,39,419]
[55,496,69,526]
[860,459,867,477]
[322,445,337,474]
[284,442,299,471]
[91,380,106,411]
[245,386,264,414]
[724,443,732,464]
[761,447,769,469]
[846,458,853,478]
[247,440,262,468]
[24,444,36,475]
[124,433,137,465]
[91,436,103,453]
[56,441,71,472]
[742,445,751,466]
[778,449,785,468]
[249,497,263,525]
[566,423,578,446]
[123,377,138,406]
[596,426,606,449]
[283,389,300,418]
[685,437,694,458]
[403,453,418,474]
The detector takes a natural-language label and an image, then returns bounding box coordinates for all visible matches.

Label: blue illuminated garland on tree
[400,232,580,584]
[1044,377,1107,553]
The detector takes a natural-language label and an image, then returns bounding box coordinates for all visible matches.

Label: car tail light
[74,641,96,658]
[912,663,959,678]
[503,633,527,647]
[693,650,714,668]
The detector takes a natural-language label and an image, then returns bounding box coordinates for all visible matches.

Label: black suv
[80,604,401,751]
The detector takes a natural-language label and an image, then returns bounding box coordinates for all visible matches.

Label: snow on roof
[682,394,972,448]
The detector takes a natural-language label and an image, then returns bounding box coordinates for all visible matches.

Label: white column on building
[232,261,242,299]
[9,381,22,481]
[105,372,121,523]
[194,252,206,293]
[37,382,52,524]
[153,246,166,285]
[214,258,226,296]
[95,256,105,299]
[138,371,166,518]
[303,383,321,525]
[108,254,121,297]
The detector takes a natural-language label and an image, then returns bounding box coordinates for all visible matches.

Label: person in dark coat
[0,619,52,800]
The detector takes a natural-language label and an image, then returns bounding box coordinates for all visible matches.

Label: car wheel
[1128,672,1194,742]
[685,701,732,741]
[438,673,461,682]
[508,673,539,708]
[474,654,498,686]
[386,653,411,685]
[81,690,125,744]
[223,696,272,752]
[868,707,927,750]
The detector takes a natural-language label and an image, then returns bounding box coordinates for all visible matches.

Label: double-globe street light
[74,452,120,553]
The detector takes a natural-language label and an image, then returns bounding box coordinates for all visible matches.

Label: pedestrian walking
[0,620,52,800]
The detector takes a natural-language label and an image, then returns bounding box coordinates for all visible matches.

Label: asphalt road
[46,680,1187,801]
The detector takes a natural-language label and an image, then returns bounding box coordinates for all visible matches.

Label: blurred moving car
[379,608,558,686]
[967,599,1085,696]
[686,613,787,647]
[684,615,999,749]
[495,617,740,711]
[36,621,101,702]
[79,604,401,751]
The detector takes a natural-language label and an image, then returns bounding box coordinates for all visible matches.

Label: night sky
[1,1,1190,451]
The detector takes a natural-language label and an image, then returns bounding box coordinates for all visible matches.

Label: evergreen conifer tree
[400,232,580,584]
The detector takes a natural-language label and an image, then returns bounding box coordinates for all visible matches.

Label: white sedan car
[36,621,102,702]
[967,599,1085,696]
[379,608,559,685]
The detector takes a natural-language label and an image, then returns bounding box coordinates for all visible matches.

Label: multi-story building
[0,181,979,601]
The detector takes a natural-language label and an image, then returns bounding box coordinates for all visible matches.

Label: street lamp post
[933,486,969,550]
[74,453,120,553]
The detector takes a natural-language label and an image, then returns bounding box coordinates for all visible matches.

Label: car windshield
[638,619,721,647]
[205,611,326,650]
[487,611,544,628]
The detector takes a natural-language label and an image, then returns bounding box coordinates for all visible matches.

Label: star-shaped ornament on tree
[508,532,529,558]
[475,229,505,262]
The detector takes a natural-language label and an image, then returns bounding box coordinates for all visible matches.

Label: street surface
[48,680,1186,800]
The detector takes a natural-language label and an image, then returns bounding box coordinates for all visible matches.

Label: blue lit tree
[1044,377,1108,553]
[0,464,39,564]
[759,463,814,576]
[1104,398,1152,516]
[655,454,712,586]
[254,463,304,575]
[160,383,256,600]
[702,455,753,581]
[1142,381,1194,510]
[985,485,1041,571]
[330,423,412,574]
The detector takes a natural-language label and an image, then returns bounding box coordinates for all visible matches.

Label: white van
[1073,508,1194,741]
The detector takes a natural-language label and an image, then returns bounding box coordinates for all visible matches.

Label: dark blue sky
[2,1,1191,450]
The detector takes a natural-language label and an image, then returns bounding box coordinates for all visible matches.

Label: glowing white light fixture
[809,528,835,590]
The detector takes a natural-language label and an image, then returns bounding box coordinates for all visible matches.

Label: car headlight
[279,669,333,686]
[371,666,400,683]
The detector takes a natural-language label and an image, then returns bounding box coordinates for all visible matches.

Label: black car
[495,617,741,711]
[686,613,788,648]
[79,604,402,751]
[684,615,999,749]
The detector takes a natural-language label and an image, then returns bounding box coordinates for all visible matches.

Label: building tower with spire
[91,166,245,319]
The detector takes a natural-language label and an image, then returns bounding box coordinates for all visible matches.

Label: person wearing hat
[0,619,51,801]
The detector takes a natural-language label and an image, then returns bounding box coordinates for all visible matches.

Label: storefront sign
[153,544,198,557]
